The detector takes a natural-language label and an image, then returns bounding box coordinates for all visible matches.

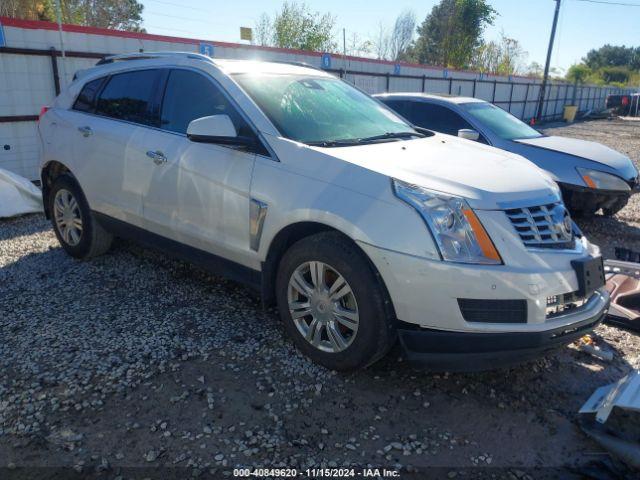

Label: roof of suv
[374,92,485,105]
[93,51,331,77]
[212,58,331,76]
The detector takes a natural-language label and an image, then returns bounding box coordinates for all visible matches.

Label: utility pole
[55,0,68,89]
[342,28,347,70]
[536,0,562,121]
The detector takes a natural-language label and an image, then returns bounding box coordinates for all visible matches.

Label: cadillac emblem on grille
[550,204,572,239]
[505,202,575,248]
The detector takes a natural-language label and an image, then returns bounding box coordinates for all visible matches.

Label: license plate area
[571,256,605,298]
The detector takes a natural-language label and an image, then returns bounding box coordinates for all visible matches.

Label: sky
[138,0,640,72]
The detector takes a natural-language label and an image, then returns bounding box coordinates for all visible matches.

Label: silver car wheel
[287,261,359,353]
[53,189,83,246]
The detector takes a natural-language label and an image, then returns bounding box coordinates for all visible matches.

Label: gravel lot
[1,118,640,479]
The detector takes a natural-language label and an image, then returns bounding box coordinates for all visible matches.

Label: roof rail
[95,51,213,66]
[267,60,326,72]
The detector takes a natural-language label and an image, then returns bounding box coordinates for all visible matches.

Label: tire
[49,174,113,259]
[275,231,396,371]
[603,197,628,217]
[571,208,597,219]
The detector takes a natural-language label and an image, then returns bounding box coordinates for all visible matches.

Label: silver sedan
[376,93,639,217]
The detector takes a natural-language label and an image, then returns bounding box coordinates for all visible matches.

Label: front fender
[251,159,440,263]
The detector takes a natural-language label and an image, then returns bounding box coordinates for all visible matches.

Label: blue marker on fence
[0,21,6,48]
[199,43,214,57]
[321,53,332,69]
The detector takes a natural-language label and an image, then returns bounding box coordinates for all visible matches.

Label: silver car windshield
[234,73,420,146]
[463,102,542,141]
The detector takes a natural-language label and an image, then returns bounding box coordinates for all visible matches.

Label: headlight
[393,179,502,265]
[576,168,630,191]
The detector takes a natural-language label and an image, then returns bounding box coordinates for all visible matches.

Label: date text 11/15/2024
[233,468,401,478]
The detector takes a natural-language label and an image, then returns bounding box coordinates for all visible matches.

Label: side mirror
[458,129,480,141]
[187,115,254,147]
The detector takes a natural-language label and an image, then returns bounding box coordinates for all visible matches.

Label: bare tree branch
[389,10,416,61]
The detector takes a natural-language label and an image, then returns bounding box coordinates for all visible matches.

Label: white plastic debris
[574,334,614,362]
[0,168,42,218]
[579,370,640,424]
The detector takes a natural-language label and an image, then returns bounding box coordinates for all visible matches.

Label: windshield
[234,73,416,145]
[463,102,542,141]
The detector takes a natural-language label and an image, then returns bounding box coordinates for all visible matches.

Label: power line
[143,25,195,34]
[145,11,208,24]
[553,0,566,70]
[573,0,640,7]
[144,0,210,13]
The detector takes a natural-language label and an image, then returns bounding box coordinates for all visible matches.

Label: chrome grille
[505,202,574,249]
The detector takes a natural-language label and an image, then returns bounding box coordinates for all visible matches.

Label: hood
[515,136,638,179]
[311,134,561,210]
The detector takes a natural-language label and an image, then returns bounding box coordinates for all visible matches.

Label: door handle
[78,126,93,137]
[146,150,167,165]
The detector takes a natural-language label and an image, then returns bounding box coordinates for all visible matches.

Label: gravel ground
[1,119,639,479]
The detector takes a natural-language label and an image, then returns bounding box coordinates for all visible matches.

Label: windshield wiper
[306,131,425,148]
[306,139,364,147]
[356,131,425,144]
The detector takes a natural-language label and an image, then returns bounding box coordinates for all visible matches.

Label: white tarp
[0,167,43,218]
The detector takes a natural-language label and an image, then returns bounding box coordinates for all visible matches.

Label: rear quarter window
[72,77,106,113]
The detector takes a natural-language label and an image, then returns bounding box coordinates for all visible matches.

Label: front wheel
[603,196,629,217]
[275,232,395,371]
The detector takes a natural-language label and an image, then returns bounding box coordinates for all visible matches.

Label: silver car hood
[515,136,636,178]
[311,134,561,210]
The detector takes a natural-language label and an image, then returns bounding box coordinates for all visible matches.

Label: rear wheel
[49,174,113,259]
[276,232,395,370]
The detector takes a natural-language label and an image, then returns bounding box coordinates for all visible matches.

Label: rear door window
[95,69,161,126]
[408,103,473,135]
[382,100,411,118]
[159,69,252,137]
[73,77,106,113]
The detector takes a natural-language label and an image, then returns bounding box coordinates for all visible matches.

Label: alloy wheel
[53,189,83,246]
[287,261,359,353]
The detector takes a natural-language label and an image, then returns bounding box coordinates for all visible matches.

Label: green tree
[472,32,527,76]
[1,0,144,31]
[254,13,274,47]
[411,0,496,68]
[269,1,336,52]
[566,64,591,84]
[525,61,544,78]
[600,66,631,85]
[584,44,639,70]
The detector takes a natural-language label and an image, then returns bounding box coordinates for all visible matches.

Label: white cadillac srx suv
[38,53,609,371]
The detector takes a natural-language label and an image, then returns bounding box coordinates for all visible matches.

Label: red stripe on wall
[0,16,539,80]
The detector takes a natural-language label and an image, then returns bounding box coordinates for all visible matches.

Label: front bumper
[358,237,602,331]
[559,182,633,213]
[358,228,610,370]
[398,290,609,371]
